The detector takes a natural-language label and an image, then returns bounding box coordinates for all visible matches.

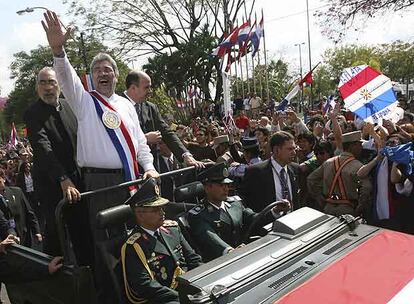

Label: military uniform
[307,151,372,216]
[188,195,257,262]
[121,178,202,304]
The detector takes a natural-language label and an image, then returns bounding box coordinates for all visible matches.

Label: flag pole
[239,50,245,99]
[261,8,270,103]
[242,5,251,97]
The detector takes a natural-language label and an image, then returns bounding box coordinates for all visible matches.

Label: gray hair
[90,53,119,77]
[36,67,56,84]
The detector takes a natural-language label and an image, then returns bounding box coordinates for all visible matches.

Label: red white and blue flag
[9,122,18,147]
[339,65,398,124]
[89,91,139,193]
[251,14,264,57]
[211,26,240,58]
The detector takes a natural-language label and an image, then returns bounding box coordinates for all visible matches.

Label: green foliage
[231,58,293,102]
[143,27,219,101]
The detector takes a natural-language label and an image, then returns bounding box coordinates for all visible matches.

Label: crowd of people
[0,9,413,304]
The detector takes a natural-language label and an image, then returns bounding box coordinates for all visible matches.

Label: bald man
[122,70,202,169]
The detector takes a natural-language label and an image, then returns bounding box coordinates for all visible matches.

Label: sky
[1,0,414,97]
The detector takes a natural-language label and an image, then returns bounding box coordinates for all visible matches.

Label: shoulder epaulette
[189,205,205,215]
[163,220,178,227]
[226,195,242,203]
[126,232,141,245]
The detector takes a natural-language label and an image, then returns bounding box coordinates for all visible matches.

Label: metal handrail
[55,166,197,264]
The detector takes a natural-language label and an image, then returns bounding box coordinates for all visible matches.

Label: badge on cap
[154,184,160,196]
[223,167,229,178]
[102,110,121,129]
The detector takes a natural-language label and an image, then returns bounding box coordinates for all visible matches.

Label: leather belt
[81,167,123,175]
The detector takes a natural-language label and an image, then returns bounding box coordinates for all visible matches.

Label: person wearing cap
[228,137,262,179]
[307,131,372,217]
[187,163,291,262]
[214,135,234,166]
[121,178,202,304]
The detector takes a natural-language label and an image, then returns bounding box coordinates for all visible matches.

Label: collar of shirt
[123,91,135,105]
[140,226,158,237]
[208,201,226,211]
[271,156,288,174]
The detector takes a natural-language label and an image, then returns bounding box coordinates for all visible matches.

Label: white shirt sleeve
[53,54,89,119]
[395,179,413,197]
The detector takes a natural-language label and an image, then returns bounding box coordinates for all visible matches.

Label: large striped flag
[251,14,264,57]
[211,26,240,58]
[339,65,398,124]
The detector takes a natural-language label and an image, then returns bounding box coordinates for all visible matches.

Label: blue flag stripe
[353,88,396,120]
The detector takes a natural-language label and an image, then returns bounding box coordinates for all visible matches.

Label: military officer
[307,131,372,217]
[188,163,291,262]
[121,178,202,304]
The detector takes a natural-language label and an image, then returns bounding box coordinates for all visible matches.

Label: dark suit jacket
[0,209,16,240]
[2,187,41,247]
[156,155,182,202]
[239,159,300,213]
[122,93,188,162]
[24,99,79,205]
[122,223,202,303]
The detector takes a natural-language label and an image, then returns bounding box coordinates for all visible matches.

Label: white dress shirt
[53,55,154,171]
[270,157,293,201]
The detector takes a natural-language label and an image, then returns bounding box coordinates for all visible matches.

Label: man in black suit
[0,171,41,247]
[24,67,91,265]
[122,70,203,169]
[240,131,301,213]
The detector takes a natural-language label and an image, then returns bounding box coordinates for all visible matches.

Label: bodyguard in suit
[0,172,41,247]
[122,70,203,168]
[240,131,301,213]
[24,67,91,264]
[121,178,202,304]
[188,163,291,262]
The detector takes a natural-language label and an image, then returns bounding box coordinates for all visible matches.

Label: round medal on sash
[102,110,121,129]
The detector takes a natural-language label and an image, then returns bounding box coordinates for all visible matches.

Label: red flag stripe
[339,66,381,100]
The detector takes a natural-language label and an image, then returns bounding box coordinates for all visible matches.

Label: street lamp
[294,42,305,112]
[16,7,49,15]
[16,6,89,70]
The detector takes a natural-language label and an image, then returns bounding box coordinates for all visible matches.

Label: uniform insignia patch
[189,205,204,215]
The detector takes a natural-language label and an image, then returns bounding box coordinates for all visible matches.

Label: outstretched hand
[41,10,72,56]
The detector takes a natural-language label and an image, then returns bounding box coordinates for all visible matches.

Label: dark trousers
[82,170,129,304]
[36,178,93,267]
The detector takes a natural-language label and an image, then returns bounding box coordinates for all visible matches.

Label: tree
[64,0,254,101]
[4,36,129,126]
[316,0,414,42]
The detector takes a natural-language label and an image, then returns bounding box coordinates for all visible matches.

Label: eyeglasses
[196,133,205,137]
[38,79,58,86]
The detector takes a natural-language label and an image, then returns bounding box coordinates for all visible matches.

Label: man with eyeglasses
[186,128,216,161]
[24,67,91,264]
[121,178,202,304]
